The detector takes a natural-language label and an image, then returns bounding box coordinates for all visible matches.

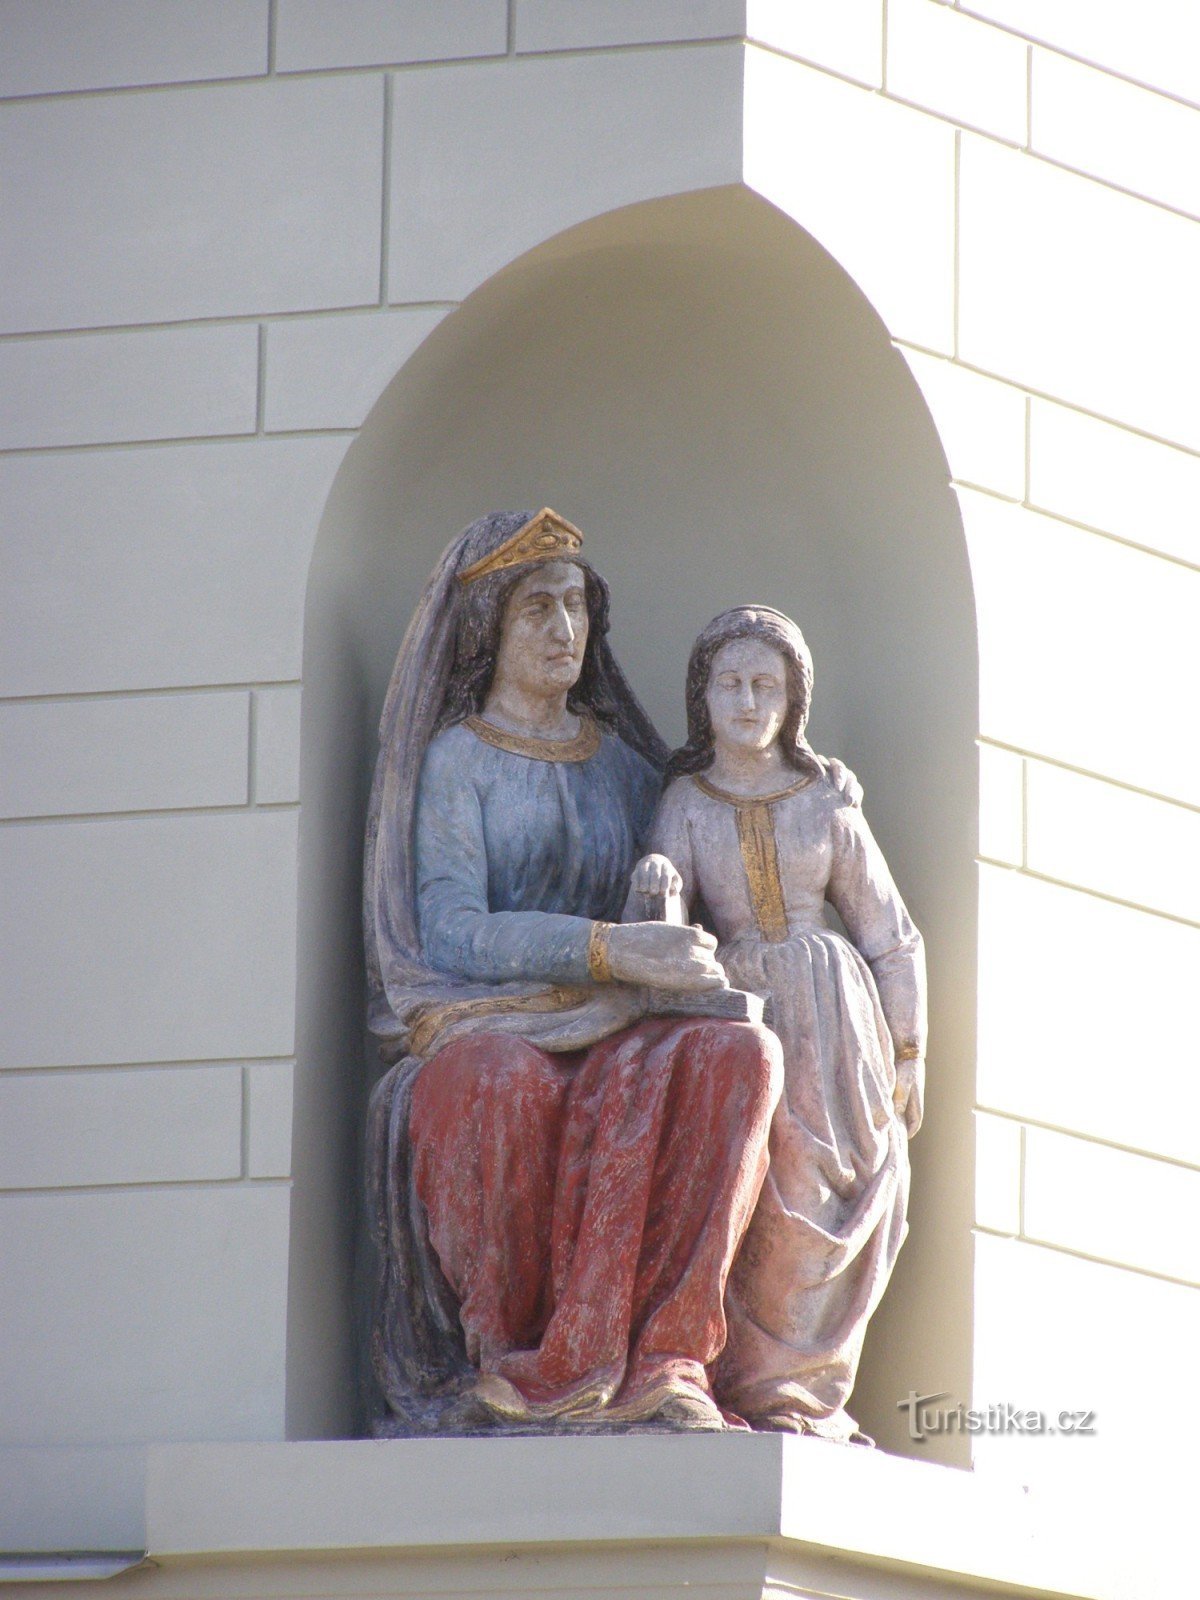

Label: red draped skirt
[409,1016,782,1422]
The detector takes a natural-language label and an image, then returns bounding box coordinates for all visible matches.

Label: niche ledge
[143,1434,1111,1600]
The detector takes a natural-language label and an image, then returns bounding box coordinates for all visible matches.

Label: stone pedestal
[2,1435,1114,1600]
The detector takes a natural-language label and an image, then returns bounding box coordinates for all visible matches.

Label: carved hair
[666,605,825,783]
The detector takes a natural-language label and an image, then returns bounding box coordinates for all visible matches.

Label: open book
[638,984,766,1026]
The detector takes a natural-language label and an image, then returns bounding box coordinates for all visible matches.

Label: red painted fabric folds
[409,1016,782,1422]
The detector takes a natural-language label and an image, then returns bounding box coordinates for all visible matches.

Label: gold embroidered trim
[732,802,790,943]
[457,507,584,585]
[587,921,615,983]
[692,773,815,805]
[690,774,805,944]
[408,985,592,1057]
[466,711,601,763]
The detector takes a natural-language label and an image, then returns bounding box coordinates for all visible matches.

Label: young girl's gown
[648,767,926,1438]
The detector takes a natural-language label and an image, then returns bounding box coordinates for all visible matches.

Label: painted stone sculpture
[641,607,926,1441]
[364,508,779,1435]
[363,511,925,1441]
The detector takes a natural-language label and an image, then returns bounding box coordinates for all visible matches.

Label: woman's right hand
[607,922,728,991]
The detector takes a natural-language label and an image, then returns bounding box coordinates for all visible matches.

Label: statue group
[364,509,926,1441]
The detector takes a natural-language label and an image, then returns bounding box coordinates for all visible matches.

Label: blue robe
[414,720,660,983]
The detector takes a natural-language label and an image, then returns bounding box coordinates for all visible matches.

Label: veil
[362,510,669,1428]
[363,509,667,1062]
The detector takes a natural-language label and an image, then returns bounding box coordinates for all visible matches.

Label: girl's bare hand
[630,853,683,899]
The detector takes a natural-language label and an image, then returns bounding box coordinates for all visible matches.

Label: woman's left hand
[824,757,863,808]
[893,1057,924,1138]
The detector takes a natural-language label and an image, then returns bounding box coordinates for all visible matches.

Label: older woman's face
[706,637,789,754]
[493,561,589,697]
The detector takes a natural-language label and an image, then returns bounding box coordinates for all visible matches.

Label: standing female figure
[636,606,926,1441]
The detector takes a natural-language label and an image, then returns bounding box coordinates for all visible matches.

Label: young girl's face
[706,637,789,755]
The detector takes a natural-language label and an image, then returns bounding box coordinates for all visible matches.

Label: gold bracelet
[895,1046,922,1062]
[587,921,615,983]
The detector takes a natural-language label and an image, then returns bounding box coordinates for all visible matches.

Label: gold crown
[456,507,584,586]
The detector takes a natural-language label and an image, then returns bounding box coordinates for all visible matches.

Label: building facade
[2,4,1197,1596]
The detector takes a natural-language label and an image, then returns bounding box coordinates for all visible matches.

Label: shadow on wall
[292,186,977,1461]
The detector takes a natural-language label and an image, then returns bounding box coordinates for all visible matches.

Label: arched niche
[291,185,977,1463]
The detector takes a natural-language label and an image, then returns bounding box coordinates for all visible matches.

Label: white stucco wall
[1,3,1197,1590]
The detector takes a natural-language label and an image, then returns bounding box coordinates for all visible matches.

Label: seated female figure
[364,512,787,1434]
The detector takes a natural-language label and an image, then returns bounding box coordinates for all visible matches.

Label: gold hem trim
[587,921,615,983]
[692,772,816,806]
[408,985,592,1057]
[466,711,601,763]
[732,800,790,943]
[690,776,800,943]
